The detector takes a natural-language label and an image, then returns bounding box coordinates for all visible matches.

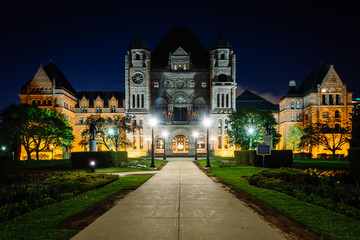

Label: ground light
[192,131,199,160]
[1,146,6,151]
[90,160,95,173]
[149,117,158,168]
[202,117,212,168]
[162,130,168,160]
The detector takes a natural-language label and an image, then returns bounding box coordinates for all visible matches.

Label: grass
[9,158,165,173]
[0,175,152,240]
[292,158,349,170]
[197,159,360,240]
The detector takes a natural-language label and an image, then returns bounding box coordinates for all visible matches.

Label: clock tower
[125,35,151,113]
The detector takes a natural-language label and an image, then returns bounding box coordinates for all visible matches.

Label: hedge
[234,150,293,168]
[349,148,360,185]
[70,151,128,168]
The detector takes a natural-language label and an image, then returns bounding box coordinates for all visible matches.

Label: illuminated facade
[279,65,353,157]
[19,27,237,159]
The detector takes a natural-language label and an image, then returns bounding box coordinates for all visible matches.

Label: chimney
[289,80,296,92]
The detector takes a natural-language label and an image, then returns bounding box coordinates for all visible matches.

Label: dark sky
[1,1,359,111]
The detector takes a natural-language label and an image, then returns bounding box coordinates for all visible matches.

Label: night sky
[1,1,359,111]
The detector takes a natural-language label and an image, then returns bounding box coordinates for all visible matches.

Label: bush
[293,152,312,159]
[0,154,12,183]
[71,151,128,168]
[234,150,293,168]
[349,148,360,185]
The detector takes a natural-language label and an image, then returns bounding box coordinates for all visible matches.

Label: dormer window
[183,64,187,70]
[169,46,190,71]
[136,53,140,60]
[221,53,225,59]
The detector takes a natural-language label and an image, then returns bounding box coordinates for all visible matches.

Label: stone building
[279,65,353,157]
[18,27,237,159]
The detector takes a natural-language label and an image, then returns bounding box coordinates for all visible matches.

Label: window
[322,95,327,105]
[133,136,137,149]
[135,53,140,60]
[296,101,300,109]
[43,100,46,105]
[137,95,140,108]
[37,100,40,105]
[79,118,83,124]
[226,94,229,108]
[82,106,87,112]
[140,120,143,129]
[32,100,35,105]
[183,64,187,70]
[336,95,341,105]
[179,64,182,69]
[218,119,222,134]
[291,114,294,121]
[296,113,300,121]
[335,124,341,132]
[132,94,135,108]
[96,106,102,113]
[217,94,220,108]
[48,100,52,106]
[224,136,229,149]
[154,82,159,88]
[323,112,329,118]
[141,94,144,108]
[174,64,177,70]
[335,110,341,118]
[140,136,143,149]
[291,101,294,109]
[221,53,225,59]
[218,136,222,149]
[329,95,334,105]
[156,138,164,149]
[197,137,205,149]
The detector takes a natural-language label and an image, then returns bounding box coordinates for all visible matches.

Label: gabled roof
[236,89,279,112]
[76,91,125,108]
[151,26,209,69]
[43,62,77,96]
[297,64,330,94]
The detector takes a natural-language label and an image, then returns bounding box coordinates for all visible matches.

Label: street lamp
[248,127,254,149]
[108,128,115,151]
[162,130,168,160]
[1,146,6,151]
[149,117,158,168]
[192,131,199,160]
[50,145,54,160]
[203,117,212,168]
[90,160,95,173]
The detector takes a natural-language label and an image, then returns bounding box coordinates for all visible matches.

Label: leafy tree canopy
[286,124,305,151]
[0,104,74,160]
[228,107,281,150]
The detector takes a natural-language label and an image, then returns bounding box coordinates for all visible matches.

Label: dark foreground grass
[293,158,349,170]
[198,159,360,240]
[0,175,152,240]
[9,159,164,173]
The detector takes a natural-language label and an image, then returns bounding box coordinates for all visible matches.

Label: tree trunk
[26,149,32,160]
[332,149,336,160]
[36,150,40,160]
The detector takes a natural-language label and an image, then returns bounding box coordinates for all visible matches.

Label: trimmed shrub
[293,152,312,159]
[0,154,12,183]
[71,151,128,169]
[349,148,360,185]
[234,150,293,168]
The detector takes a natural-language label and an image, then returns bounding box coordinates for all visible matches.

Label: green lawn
[0,175,152,240]
[197,159,360,240]
[9,158,165,173]
[292,158,349,170]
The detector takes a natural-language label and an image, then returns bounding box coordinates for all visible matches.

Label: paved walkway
[72,158,287,240]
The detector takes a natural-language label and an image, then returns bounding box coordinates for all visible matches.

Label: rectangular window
[296,113,300,121]
[291,114,294,121]
[323,112,329,118]
[137,95,140,108]
[336,95,341,105]
[226,94,229,108]
[132,95,135,108]
[140,136,143,149]
[224,136,228,149]
[322,95,327,105]
[329,95,334,105]
[218,136,222,149]
[221,94,224,107]
[133,136,137,149]
[141,94,144,108]
[291,101,294,109]
[296,101,300,109]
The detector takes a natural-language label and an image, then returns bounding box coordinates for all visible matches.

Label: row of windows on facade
[322,94,342,105]
[30,88,52,94]
[217,93,231,108]
[80,105,117,113]
[152,136,230,150]
[290,110,341,122]
[32,100,52,106]
[173,64,187,70]
[153,81,208,88]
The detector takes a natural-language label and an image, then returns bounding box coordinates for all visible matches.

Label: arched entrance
[172,134,189,154]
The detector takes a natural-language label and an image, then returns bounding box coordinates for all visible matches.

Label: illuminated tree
[82,114,139,151]
[0,104,74,160]
[228,107,281,150]
[286,124,305,151]
[299,123,351,159]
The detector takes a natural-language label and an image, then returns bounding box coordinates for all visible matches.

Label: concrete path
[72,158,287,240]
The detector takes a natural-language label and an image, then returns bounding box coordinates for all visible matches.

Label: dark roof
[43,62,77,96]
[129,35,150,51]
[76,91,125,108]
[211,35,232,50]
[236,89,279,112]
[151,26,209,69]
[297,64,330,94]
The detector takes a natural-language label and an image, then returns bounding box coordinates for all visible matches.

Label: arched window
[156,138,164,149]
[32,100,35,105]
[43,100,46,105]
[218,74,227,82]
[218,119,222,134]
[183,64,187,70]
[174,64,177,70]
[48,88,52,93]
[135,53,140,60]
[48,100,52,106]
[221,53,225,59]
[37,100,40,105]
[335,110,341,118]
[197,137,205,149]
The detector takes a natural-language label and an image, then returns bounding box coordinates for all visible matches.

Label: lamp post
[50,145,54,160]
[108,128,115,151]
[203,117,212,168]
[90,160,95,173]
[248,127,254,149]
[150,118,158,168]
[162,130,168,160]
[192,131,199,160]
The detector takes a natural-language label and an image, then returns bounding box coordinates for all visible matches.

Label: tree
[228,107,281,150]
[82,114,139,151]
[0,104,74,160]
[286,124,305,151]
[299,123,351,159]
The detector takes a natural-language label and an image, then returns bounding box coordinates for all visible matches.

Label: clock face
[132,73,144,84]
[201,82,207,88]
[164,80,172,88]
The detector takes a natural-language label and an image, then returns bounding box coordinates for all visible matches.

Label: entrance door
[172,134,189,153]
